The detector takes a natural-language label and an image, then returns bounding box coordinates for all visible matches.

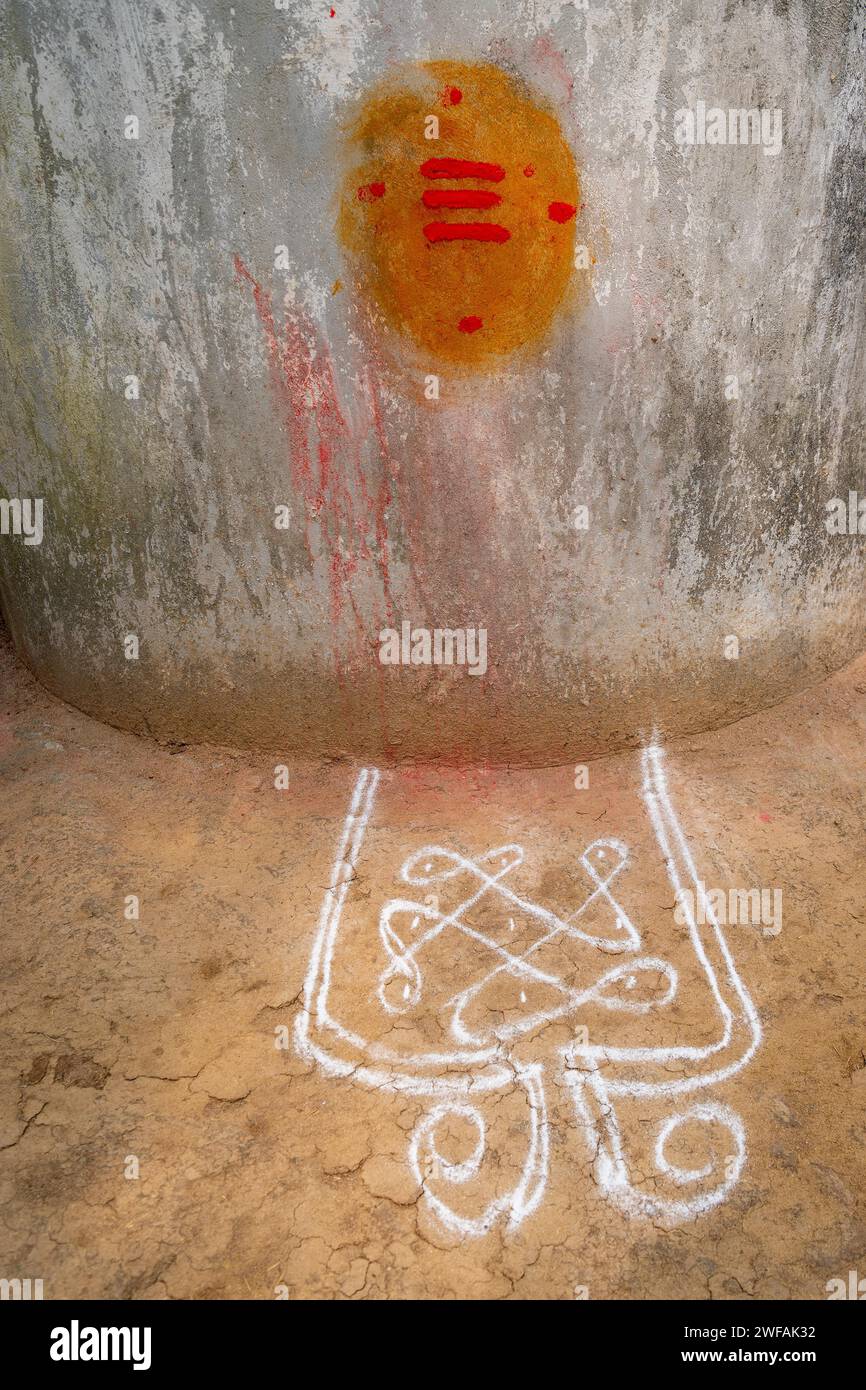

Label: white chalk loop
[295,743,761,1234]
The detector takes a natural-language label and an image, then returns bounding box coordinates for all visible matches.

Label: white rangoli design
[295,744,762,1236]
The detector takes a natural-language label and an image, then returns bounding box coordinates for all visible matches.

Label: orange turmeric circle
[339,61,580,371]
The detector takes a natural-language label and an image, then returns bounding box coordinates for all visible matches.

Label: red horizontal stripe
[420,158,506,182]
[423,222,511,243]
[422,189,502,209]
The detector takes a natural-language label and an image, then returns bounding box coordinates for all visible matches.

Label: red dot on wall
[458,315,483,334]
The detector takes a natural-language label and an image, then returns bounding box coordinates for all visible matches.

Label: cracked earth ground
[1,630,864,1301]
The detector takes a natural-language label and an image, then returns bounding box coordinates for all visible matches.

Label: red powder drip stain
[363,364,395,623]
[422,188,501,209]
[357,181,385,201]
[443,85,462,105]
[329,8,335,16]
[523,165,535,177]
[424,221,510,243]
[458,316,483,334]
[533,34,575,103]
[548,200,576,223]
[364,352,437,627]
[232,254,393,682]
[420,157,506,182]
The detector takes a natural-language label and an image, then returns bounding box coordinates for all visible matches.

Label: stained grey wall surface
[0,0,863,762]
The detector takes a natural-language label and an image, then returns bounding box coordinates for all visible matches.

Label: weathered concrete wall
[0,0,863,763]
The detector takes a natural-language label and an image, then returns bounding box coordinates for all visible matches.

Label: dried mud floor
[1,635,864,1300]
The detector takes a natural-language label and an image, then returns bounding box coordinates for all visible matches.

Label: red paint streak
[364,362,395,621]
[458,316,483,333]
[358,181,385,201]
[532,34,575,103]
[233,254,393,678]
[629,273,668,332]
[422,188,501,209]
[363,352,439,647]
[420,158,506,182]
[548,201,576,223]
[523,164,535,177]
[424,222,511,243]
[443,85,462,105]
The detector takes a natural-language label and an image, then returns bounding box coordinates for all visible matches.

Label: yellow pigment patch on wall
[339,61,580,371]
